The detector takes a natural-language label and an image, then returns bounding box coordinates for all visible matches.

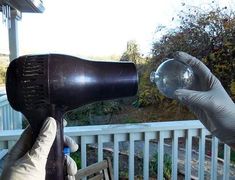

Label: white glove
[174,52,235,147]
[0,117,78,180]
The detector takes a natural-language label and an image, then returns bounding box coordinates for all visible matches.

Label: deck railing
[0,95,234,180]
[0,121,233,179]
[0,95,22,130]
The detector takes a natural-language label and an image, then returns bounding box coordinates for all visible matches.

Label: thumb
[174,89,211,109]
[29,117,57,161]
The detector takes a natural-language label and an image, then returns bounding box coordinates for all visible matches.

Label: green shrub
[122,116,139,123]
[65,101,121,125]
[135,65,165,107]
[150,153,172,179]
[84,101,121,116]
[70,151,81,169]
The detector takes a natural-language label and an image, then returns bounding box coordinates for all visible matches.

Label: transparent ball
[150,59,194,99]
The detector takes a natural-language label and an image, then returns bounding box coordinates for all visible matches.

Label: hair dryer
[6,54,138,180]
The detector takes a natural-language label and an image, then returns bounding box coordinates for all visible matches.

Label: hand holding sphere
[150,59,194,99]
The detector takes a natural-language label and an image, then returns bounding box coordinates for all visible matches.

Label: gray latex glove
[174,52,235,147]
[0,117,78,180]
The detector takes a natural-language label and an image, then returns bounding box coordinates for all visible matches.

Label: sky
[0,0,234,58]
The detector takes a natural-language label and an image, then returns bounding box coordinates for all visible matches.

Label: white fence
[0,121,233,180]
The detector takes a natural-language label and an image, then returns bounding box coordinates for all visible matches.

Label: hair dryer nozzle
[49,54,138,108]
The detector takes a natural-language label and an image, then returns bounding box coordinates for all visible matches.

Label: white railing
[0,94,22,130]
[0,121,233,180]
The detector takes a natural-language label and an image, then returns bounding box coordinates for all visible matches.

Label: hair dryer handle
[45,107,65,180]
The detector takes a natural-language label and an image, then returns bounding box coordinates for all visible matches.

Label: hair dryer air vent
[6,55,49,112]
[21,56,48,110]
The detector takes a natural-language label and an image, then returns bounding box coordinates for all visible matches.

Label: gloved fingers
[64,135,79,152]
[6,125,33,162]
[67,175,75,180]
[29,117,57,160]
[65,155,77,176]
[174,51,215,80]
[174,89,211,109]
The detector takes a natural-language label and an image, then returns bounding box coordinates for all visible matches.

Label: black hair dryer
[5,54,138,180]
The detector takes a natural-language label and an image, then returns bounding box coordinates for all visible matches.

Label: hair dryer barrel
[49,54,138,108]
[6,54,138,114]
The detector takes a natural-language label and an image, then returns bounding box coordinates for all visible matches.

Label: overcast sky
[0,0,234,58]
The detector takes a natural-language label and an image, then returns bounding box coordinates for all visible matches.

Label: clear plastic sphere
[150,59,194,99]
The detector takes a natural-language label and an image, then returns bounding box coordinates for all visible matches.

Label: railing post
[113,134,120,180]
[211,136,218,180]
[223,144,231,180]
[198,128,206,180]
[13,110,22,129]
[6,105,10,129]
[143,132,150,180]
[0,107,3,130]
[172,130,179,180]
[158,131,164,180]
[185,129,192,179]
[129,133,135,180]
[81,136,87,169]
[3,106,7,130]
[98,135,103,162]
[9,105,14,129]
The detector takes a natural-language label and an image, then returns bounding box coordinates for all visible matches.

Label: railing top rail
[64,120,209,136]
[0,120,210,141]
